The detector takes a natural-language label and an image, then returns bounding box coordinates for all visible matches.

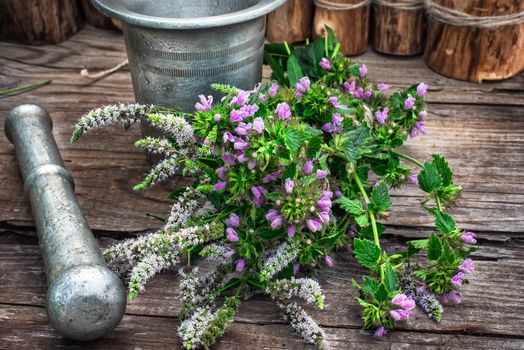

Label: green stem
[352,172,380,249]
[435,194,443,212]
[394,151,424,168]
[284,42,291,56]
[0,79,51,97]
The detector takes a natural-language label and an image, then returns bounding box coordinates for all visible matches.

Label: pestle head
[47,265,127,341]
[4,104,53,143]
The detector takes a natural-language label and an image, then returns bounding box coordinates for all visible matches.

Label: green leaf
[263,51,288,86]
[384,264,399,292]
[353,238,381,269]
[359,223,385,240]
[362,276,379,296]
[306,135,323,159]
[370,182,391,213]
[408,239,428,249]
[284,127,307,152]
[427,232,442,260]
[283,163,297,180]
[439,240,455,265]
[355,214,370,227]
[432,154,453,187]
[336,196,364,215]
[342,126,371,163]
[374,283,389,303]
[286,55,304,86]
[429,208,456,235]
[418,162,443,193]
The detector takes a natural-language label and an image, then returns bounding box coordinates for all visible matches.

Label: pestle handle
[5,104,126,341]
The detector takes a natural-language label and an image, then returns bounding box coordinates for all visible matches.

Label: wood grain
[372,2,426,55]
[0,0,83,45]
[312,0,370,55]
[1,26,524,348]
[267,0,314,43]
[424,0,524,82]
[80,0,121,31]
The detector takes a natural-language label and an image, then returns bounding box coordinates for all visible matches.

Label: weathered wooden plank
[2,304,523,350]
[1,242,522,339]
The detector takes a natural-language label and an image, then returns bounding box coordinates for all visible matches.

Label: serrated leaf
[359,223,385,239]
[283,163,297,180]
[384,264,399,292]
[353,238,381,269]
[342,126,371,163]
[287,55,304,86]
[284,127,307,152]
[336,196,364,215]
[439,240,455,265]
[418,162,443,193]
[408,239,428,249]
[355,214,370,227]
[370,182,391,213]
[362,276,379,296]
[374,283,389,303]
[427,232,442,260]
[307,136,322,158]
[432,154,453,187]
[429,208,456,235]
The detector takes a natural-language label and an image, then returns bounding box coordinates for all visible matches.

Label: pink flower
[216,166,228,181]
[375,107,389,125]
[324,255,335,267]
[353,87,364,99]
[374,326,387,337]
[320,57,331,70]
[235,258,246,272]
[293,262,300,275]
[248,159,257,169]
[223,247,236,258]
[284,178,294,194]
[408,173,418,185]
[235,90,250,106]
[389,308,410,321]
[391,294,416,311]
[253,117,265,134]
[262,172,282,183]
[233,140,249,151]
[271,216,284,229]
[214,181,227,191]
[332,113,342,125]
[359,63,367,77]
[223,132,235,143]
[226,228,239,242]
[458,258,475,273]
[306,219,323,232]
[222,154,236,165]
[229,109,245,122]
[213,113,221,122]
[328,96,340,107]
[451,272,465,287]
[378,83,389,92]
[287,225,296,237]
[195,95,213,112]
[416,82,428,97]
[266,209,279,222]
[240,103,259,118]
[303,160,314,175]
[295,77,311,98]
[334,189,343,198]
[316,169,328,179]
[235,123,251,136]
[259,94,267,103]
[461,231,477,245]
[318,211,330,224]
[276,102,291,120]
[344,81,356,93]
[363,90,373,100]
[419,110,428,119]
[409,120,426,138]
[404,95,416,110]
[317,198,332,211]
[269,82,279,97]
[225,213,240,227]
[441,290,461,304]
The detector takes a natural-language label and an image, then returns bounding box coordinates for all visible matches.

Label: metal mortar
[91,0,286,161]
[5,105,127,341]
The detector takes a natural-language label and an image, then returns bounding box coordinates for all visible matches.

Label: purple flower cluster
[195,95,213,112]
[461,231,477,245]
[375,107,389,125]
[442,258,475,304]
[322,113,343,134]
[295,77,311,99]
[389,294,416,321]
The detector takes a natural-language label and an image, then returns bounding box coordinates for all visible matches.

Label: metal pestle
[4,104,126,341]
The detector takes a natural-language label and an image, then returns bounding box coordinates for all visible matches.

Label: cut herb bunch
[71,30,476,348]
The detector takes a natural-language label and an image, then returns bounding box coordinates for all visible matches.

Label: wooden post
[312,0,371,56]
[267,0,314,43]
[424,0,524,82]
[0,0,82,45]
[372,0,425,56]
[80,0,121,30]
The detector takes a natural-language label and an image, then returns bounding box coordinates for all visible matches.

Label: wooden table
[1,26,523,349]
